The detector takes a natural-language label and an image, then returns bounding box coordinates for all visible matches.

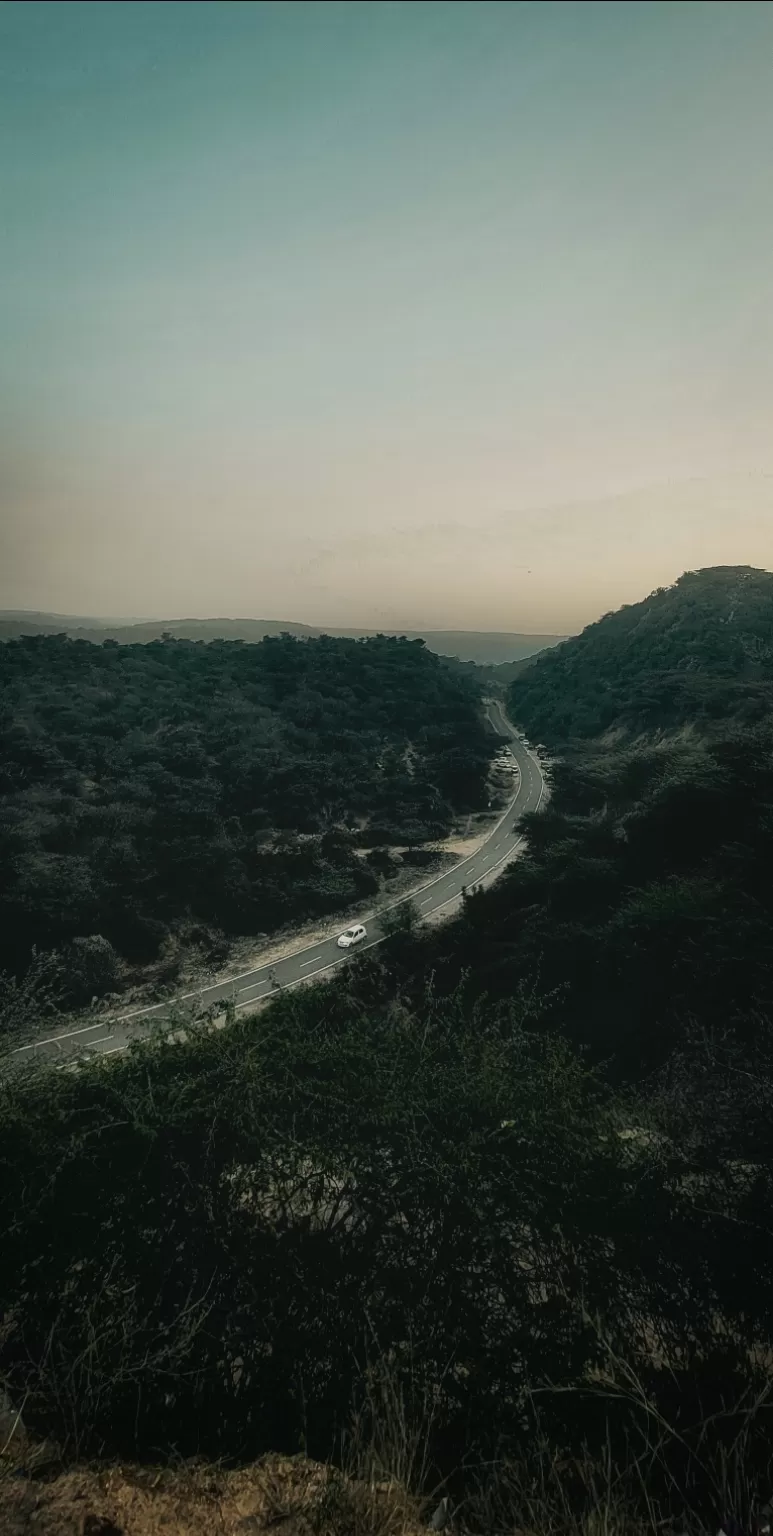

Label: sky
[1,0,772,634]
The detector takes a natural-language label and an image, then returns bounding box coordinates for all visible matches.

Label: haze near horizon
[2,1,773,632]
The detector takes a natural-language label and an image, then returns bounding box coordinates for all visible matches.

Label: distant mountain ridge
[0,613,566,665]
[509,564,773,743]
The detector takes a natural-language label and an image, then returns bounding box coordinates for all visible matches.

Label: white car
[337,923,367,950]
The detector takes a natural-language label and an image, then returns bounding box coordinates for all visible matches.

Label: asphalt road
[11,701,545,1068]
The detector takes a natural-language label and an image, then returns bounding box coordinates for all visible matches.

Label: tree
[378,898,421,940]
[60,935,121,1007]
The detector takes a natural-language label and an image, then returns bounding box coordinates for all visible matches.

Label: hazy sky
[2,0,772,632]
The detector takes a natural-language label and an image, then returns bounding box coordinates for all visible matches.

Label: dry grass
[0,1451,427,1536]
[463,1348,773,1536]
[3,1338,772,1536]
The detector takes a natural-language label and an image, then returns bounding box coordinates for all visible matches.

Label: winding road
[11,702,545,1067]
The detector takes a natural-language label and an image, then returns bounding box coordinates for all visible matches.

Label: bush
[365,848,395,875]
[58,935,121,1007]
[379,900,421,939]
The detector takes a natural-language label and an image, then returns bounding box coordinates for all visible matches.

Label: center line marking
[300,954,324,968]
[14,1019,112,1053]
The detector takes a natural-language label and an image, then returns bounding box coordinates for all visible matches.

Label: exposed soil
[0,1453,424,1536]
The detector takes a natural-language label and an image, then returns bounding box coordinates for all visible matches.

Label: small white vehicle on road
[337,923,367,950]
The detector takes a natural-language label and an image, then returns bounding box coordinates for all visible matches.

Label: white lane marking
[14,1019,112,1053]
[300,954,324,968]
[82,1034,114,1049]
[237,939,385,1005]
[102,1045,126,1056]
[419,899,432,908]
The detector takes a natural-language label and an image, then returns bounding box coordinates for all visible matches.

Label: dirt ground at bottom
[1,1452,425,1536]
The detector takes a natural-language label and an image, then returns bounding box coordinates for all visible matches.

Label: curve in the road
[11,702,544,1066]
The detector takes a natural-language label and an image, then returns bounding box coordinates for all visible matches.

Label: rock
[428,1495,451,1530]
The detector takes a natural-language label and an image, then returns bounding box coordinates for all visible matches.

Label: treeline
[0,632,492,983]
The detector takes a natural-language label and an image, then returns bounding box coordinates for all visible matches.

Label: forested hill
[508,565,773,744]
[0,632,492,979]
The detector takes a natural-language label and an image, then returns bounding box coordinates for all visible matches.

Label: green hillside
[0,632,491,983]
[509,565,773,743]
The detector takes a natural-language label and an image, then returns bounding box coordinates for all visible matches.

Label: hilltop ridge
[509,564,773,742]
[0,612,565,666]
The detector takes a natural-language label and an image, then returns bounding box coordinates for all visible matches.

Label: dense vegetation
[414,725,773,1077]
[3,968,770,1488]
[1,567,772,1529]
[0,632,491,986]
[511,565,773,742]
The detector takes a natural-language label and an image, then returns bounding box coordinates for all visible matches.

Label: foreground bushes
[1,961,771,1497]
